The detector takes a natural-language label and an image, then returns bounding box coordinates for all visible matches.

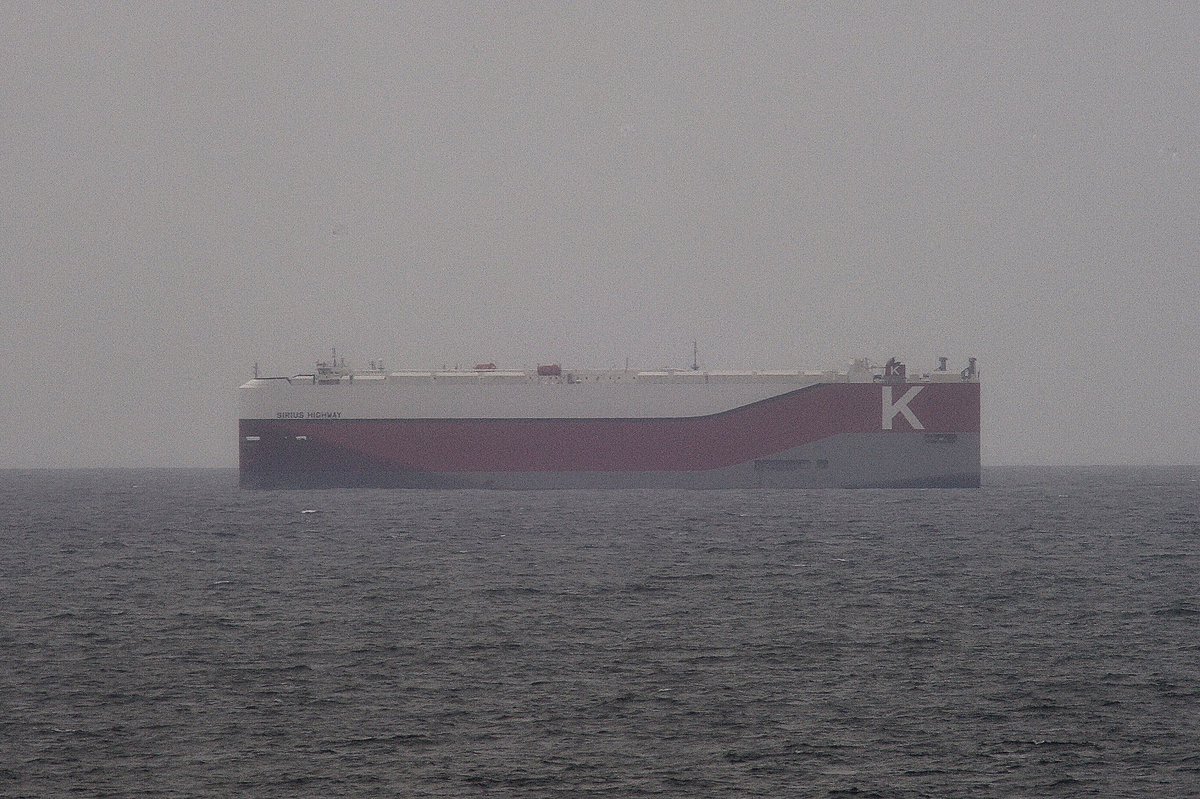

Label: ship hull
[238,432,980,489]
[239,382,980,489]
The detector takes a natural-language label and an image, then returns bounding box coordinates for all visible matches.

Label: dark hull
[239,469,982,490]
[239,432,981,490]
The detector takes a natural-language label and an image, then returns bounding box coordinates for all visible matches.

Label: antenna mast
[692,341,699,371]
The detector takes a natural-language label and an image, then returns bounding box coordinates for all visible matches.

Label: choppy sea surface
[1,467,1197,798]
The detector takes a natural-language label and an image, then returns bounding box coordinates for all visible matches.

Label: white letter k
[882,385,924,430]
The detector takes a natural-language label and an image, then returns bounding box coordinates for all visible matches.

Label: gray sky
[2,1,1197,467]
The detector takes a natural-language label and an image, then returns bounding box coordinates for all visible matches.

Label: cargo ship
[239,353,980,489]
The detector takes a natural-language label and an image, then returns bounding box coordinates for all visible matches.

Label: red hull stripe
[241,382,979,473]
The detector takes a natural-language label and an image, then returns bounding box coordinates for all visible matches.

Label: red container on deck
[536,364,562,376]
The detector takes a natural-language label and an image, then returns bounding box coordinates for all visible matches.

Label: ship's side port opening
[244,436,261,441]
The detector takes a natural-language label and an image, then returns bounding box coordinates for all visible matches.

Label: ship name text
[276,411,342,419]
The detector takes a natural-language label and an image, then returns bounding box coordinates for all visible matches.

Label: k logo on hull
[882,386,924,430]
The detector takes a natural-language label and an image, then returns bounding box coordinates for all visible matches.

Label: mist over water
[3,467,1197,796]
[2,4,1198,467]
[4,6,1196,798]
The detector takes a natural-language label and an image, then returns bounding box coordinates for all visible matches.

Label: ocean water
[0,467,1196,798]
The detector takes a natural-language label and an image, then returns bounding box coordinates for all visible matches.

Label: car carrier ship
[238,353,980,489]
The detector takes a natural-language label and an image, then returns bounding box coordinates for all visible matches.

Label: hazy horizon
[3,3,1197,468]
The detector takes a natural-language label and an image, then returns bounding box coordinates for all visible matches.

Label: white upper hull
[239,375,829,420]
